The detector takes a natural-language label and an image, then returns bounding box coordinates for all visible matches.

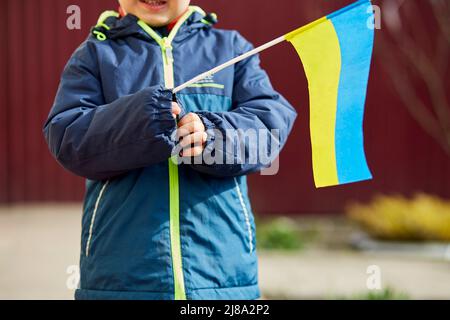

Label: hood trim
[91,6,216,43]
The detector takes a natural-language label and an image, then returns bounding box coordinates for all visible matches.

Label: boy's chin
[139,15,171,27]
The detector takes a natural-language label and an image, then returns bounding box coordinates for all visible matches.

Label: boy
[44,0,297,300]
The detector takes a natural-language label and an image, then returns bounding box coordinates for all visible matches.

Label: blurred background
[0,0,449,299]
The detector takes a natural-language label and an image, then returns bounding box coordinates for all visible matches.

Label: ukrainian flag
[286,0,374,188]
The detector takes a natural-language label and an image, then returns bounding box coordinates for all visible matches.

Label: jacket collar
[92,6,217,44]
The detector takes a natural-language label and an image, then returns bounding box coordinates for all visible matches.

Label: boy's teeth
[141,0,166,4]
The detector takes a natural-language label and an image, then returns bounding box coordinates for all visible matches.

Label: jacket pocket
[233,177,254,253]
[85,180,109,257]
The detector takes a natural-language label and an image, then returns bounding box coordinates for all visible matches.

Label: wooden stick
[172,35,286,94]
[172,0,369,94]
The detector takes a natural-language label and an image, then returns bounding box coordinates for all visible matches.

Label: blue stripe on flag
[330,1,374,184]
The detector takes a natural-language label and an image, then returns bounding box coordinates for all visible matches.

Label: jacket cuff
[196,112,217,148]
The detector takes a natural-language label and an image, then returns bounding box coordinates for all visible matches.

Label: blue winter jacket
[44,6,297,300]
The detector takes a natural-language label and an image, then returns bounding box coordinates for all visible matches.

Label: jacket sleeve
[190,32,297,177]
[43,41,176,181]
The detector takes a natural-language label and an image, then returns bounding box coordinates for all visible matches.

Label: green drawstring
[93,30,107,41]
[92,10,120,41]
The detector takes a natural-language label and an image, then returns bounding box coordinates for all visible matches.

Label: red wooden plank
[22,1,43,202]
[7,0,27,202]
[0,0,8,202]
[40,0,62,201]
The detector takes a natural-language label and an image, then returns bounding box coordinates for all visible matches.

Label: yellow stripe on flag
[286,18,342,187]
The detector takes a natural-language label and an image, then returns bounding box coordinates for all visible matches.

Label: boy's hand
[172,102,181,119]
[177,113,208,157]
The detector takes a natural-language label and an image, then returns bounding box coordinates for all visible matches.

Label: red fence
[1,0,449,213]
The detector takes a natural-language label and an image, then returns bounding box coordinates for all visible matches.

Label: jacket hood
[91,7,217,43]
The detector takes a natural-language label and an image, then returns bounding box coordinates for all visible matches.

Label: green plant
[347,194,450,242]
[349,287,410,300]
[256,217,305,251]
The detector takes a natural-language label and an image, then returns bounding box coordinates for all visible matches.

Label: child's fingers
[171,102,181,119]
[171,102,181,114]
[178,112,201,127]
[179,132,208,149]
[182,145,204,157]
[177,121,205,139]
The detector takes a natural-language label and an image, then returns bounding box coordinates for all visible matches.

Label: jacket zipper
[161,31,186,302]
[85,181,109,257]
[163,36,186,301]
[162,37,174,88]
[137,7,206,300]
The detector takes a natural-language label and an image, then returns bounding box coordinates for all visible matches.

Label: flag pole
[172,35,286,94]
[172,0,370,94]
[172,16,325,94]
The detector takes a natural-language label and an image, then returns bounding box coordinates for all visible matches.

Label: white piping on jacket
[85,181,109,257]
[233,178,253,253]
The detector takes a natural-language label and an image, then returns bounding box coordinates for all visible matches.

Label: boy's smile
[119,0,190,27]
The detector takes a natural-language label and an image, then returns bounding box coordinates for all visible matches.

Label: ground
[1,205,449,300]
